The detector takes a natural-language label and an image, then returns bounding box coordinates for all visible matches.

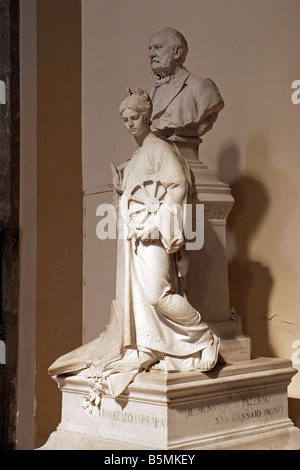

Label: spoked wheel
[121,178,168,239]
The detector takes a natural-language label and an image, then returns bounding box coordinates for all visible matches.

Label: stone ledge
[55,357,296,400]
[41,422,300,450]
[41,357,300,450]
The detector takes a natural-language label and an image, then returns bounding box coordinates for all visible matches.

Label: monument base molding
[40,357,300,450]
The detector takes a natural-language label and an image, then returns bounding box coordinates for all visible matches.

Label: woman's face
[121,108,148,138]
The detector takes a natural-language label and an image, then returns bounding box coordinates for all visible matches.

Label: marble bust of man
[148,27,224,138]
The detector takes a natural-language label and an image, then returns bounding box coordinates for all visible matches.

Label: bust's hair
[153,27,188,66]
[119,88,153,120]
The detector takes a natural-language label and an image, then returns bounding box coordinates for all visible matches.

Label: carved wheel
[121,178,168,237]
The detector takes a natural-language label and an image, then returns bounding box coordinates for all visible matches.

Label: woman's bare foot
[198,334,220,371]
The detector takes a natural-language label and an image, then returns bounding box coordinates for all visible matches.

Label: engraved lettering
[186,394,275,426]
[264,406,284,416]
[215,415,230,425]
[232,410,262,422]
[99,407,165,428]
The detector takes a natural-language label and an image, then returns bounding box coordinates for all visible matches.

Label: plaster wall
[35,0,83,447]
[17,0,37,450]
[82,0,300,428]
[18,0,83,449]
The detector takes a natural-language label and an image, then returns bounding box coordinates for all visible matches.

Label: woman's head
[119,88,153,140]
[119,88,152,121]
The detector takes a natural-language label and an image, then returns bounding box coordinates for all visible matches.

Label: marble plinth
[208,316,251,364]
[41,357,300,450]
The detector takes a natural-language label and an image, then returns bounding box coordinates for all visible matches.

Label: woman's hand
[134,220,160,242]
[110,162,123,194]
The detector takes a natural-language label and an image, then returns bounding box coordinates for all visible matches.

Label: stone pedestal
[41,358,300,450]
[169,136,251,363]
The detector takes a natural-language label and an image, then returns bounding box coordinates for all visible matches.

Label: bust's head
[148,27,188,77]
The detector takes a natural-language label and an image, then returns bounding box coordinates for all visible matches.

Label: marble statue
[148,27,224,138]
[113,88,219,371]
[48,28,223,408]
[48,88,219,404]
[44,29,300,451]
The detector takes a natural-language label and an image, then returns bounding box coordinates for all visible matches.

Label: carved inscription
[187,394,285,427]
[99,407,165,428]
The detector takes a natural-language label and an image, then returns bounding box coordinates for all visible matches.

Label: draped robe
[48,137,214,397]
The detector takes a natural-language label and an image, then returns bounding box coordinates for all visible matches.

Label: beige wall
[18,0,83,449]
[82,0,300,427]
[18,0,37,450]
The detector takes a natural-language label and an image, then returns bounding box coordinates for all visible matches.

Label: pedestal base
[208,315,251,363]
[41,358,300,450]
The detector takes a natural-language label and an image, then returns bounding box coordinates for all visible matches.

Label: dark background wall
[0,0,20,449]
